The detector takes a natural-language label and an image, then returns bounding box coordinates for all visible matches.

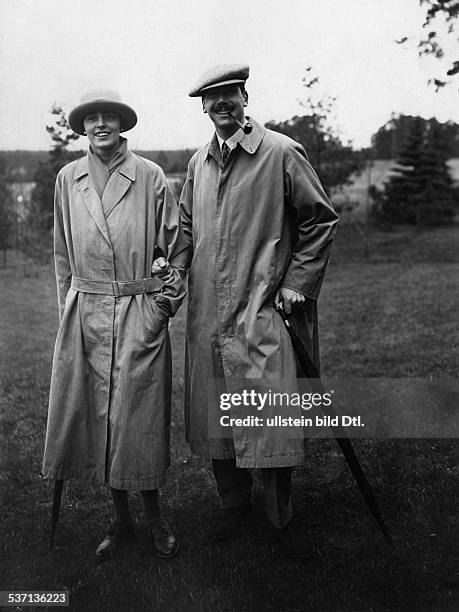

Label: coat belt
[71,276,164,297]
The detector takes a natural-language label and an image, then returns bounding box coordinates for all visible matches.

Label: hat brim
[68,100,137,135]
[189,78,246,97]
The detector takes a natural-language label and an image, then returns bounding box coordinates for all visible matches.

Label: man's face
[83,111,121,156]
[202,84,248,137]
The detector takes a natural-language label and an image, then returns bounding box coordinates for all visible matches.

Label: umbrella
[49,479,64,549]
[278,308,393,545]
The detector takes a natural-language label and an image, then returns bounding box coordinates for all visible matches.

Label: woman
[42,90,186,561]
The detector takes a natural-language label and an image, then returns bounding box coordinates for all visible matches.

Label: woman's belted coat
[42,149,186,489]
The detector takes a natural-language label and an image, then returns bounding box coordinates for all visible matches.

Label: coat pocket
[144,293,169,337]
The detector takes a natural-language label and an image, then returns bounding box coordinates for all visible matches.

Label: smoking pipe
[229,112,253,134]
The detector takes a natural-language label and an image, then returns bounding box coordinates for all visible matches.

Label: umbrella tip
[49,529,56,549]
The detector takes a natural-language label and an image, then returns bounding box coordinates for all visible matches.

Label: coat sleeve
[154,171,187,317]
[54,171,72,321]
[281,142,339,300]
[177,158,195,271]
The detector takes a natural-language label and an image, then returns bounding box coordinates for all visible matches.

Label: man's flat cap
[188,63,249,97]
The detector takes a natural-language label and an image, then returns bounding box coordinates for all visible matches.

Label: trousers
[212,458,293,529]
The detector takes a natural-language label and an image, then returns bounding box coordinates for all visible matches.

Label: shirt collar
[206,117,265,160]
[216,124,246,151]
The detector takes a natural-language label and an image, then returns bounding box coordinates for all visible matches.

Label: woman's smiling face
[83,111,121,157]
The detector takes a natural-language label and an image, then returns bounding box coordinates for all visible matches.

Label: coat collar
[205,116,265,160]
[74,149,136,182]
[74,148,136,247]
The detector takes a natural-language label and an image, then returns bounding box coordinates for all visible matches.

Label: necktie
[221,142,230,163]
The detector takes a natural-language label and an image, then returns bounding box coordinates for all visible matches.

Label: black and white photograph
[0,1,458,610]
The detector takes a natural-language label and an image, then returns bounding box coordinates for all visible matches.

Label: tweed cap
[68,89,137,135]
[188,63,249,97]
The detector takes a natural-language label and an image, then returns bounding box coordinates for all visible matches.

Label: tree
[33,104,81,230]
[372,117,458,225]
[265,68,365,194]
[371,114,459,159]
[0,158,14,266]
[397,0,459,90]
[21,105,81,263]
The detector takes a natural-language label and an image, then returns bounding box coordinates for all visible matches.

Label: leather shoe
[147,517,179,558]
[276,521,315,560]
[210,506,251,542]
[94,522,135,563]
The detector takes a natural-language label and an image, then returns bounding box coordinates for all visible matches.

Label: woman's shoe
[146,517,179,558]
[94,522,135,563]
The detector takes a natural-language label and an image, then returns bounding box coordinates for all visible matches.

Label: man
[179,64,338,558]
[42,90,186,561]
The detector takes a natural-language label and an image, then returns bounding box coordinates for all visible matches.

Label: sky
[1,0,458,151]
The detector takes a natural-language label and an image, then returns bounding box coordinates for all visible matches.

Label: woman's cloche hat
[68,89,137,135]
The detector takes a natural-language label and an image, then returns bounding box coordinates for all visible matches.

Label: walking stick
[49,479,64,549]
[278,309,393,545]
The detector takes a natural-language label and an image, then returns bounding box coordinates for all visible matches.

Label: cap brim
[189,78,246,97]
[68,100,137,135]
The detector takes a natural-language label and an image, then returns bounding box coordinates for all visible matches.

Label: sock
[141,489,160,524]
[110,487,131,526]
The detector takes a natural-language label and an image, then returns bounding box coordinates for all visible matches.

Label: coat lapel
[74,158,112,246]
[101,152,136,218]
[238,117,265,155]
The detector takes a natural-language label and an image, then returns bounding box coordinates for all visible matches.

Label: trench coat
[42,149,186,489]
[179,118,338,468]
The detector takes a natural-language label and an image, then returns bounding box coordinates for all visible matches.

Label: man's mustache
[212,104,234,113]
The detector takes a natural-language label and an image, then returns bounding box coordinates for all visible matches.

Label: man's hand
[274,287,305,314]
[151,257,174,283]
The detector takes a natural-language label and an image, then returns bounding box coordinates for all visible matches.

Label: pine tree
[419,123,458,223]
[31,105,81,232]
[375,117,458,225]
[21,106,81,263]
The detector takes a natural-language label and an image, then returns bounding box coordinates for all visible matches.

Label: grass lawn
[0,225,457,611]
